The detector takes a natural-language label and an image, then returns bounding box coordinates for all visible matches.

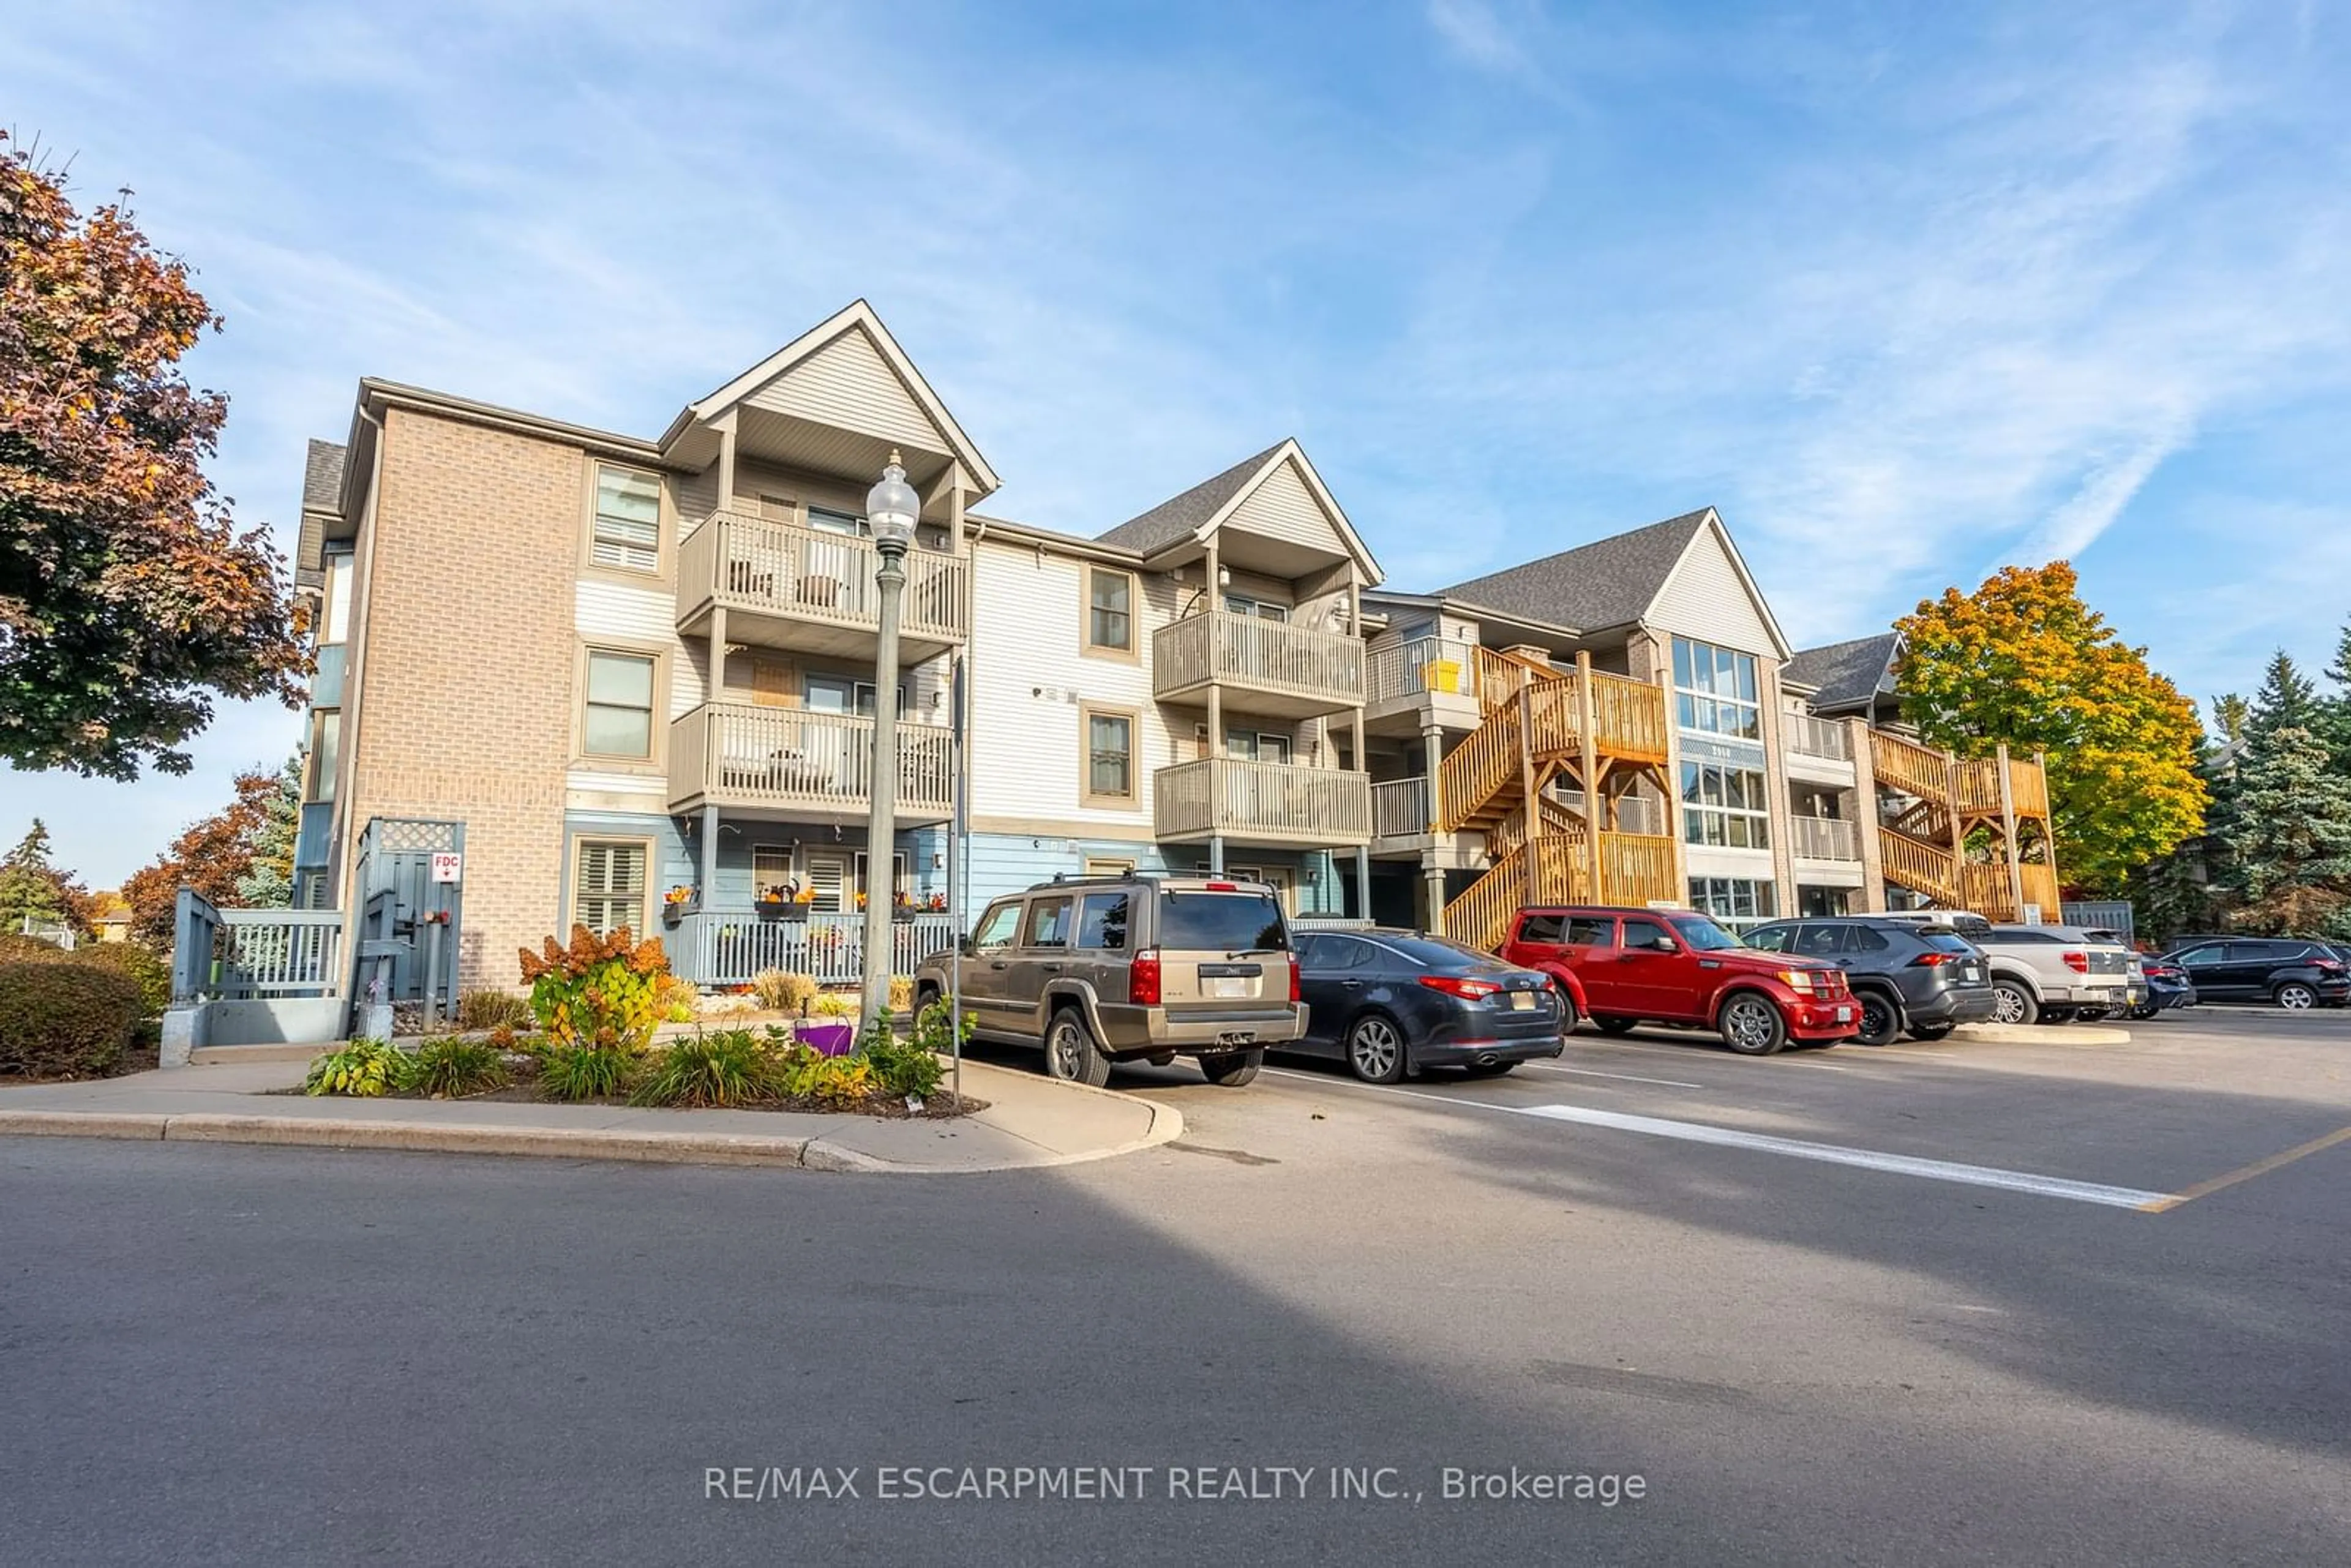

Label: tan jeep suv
[913,874,1305,1087]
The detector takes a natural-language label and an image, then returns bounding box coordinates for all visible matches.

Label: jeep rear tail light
[1420,974,1502,1002]
[1129,950,1162,1007]
[2062,950,2090,974]
[1289,956,1302,1003]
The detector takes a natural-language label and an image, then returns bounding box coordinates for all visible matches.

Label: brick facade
[343,409,582,989]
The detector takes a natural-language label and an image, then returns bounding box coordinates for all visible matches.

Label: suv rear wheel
[1853,989,1901,1047]
[1199,1048,1264,1087]
[2276,981,2318,1010]
[1591,1016,1639,1035]
[1043,1008,1112,1087]
[1718,992,1788,1056]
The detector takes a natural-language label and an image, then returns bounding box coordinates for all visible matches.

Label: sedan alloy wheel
[1346,1014,1408,1084]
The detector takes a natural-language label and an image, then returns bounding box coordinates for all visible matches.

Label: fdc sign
[429,852,463,885]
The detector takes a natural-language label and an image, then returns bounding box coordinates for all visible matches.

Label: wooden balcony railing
[1869,729,1952,802]
[1371,776,1432,839]
[670,702,953,818]
[1598,831,1678,905]
[1153,758,1371,845]
[1152,610,1365,710]
[679,512,968,645]
[1790,816,1861,862]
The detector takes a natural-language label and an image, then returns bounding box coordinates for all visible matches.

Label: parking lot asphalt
[7,1003,2347,1566]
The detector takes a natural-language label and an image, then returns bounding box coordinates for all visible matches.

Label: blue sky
[5,0,2347,885]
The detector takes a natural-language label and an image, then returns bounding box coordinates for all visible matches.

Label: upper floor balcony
[1364,635,1488,732]
[1152,609,1364,719]
[669,700,954,825]
[1154,757,1372,847]
[677,512,969,665]
[1783,710,1858,784]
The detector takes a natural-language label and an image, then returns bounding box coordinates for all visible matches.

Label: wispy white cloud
[1426,0,1528,75]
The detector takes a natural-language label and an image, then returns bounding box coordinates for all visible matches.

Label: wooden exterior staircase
[1436,648,1679,950]
[1869,729,2061,922]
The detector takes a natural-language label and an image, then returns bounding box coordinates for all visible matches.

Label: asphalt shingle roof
[1785,632,1901,713]
[1094,441,1288,555]
[302,439,347,512]
[1433,509,1711,633]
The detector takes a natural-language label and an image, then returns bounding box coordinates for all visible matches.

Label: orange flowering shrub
[517,925,671,1051]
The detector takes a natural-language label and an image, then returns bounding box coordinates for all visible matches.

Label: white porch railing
[1154,758,1372,844]
[1366,636,1483,705]
[1791,815,1861,861]
[1786,712,1853,762]
[1152,610,1365,709]
[670,702,954,817]
[680,511,968,644]
[1371,776,1431,838]
[669,911,959,988]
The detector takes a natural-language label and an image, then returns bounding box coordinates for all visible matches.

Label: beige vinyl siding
[967,536,1182,827]
[576,579,700,724]
[1649,527,1777,656]
[1223,457,1349,556]
[741,326,943,454]
[675,462,720,532]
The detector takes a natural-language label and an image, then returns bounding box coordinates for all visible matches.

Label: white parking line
[1516,1063,1708,1089]
[1513,1103,2169,1209]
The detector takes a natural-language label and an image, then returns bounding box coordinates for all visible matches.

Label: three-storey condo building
[289,301,2057,998]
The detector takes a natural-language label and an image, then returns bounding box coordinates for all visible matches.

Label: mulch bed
[268,1078,988,1119]
[1,1042,160,1087]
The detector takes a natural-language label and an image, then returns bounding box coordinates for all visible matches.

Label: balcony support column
[1209,833,1225,876]
[709,603,727,701]
[1998,742,2025,920]
[1577,650,1602,901]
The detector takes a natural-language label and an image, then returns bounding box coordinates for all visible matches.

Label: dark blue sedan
[1289,928,1565,1083]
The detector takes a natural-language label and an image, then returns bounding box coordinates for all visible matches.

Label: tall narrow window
[575,841,647,934]
[1084,708,1135,803]
[307,711,340,803]
[592,465,662,572]
[583,650,656,758]
[321,547,354,643]
[1087,568,1133,652]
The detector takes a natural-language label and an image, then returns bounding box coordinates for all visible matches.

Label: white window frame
[1687,876,1774,921]
[1672,636,1761,740]
[582,647,659,761]
[590,463,663,575]
[1681,760,1771,849]
[574,839,651,935]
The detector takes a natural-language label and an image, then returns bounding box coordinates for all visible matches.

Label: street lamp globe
[866,449,920,546]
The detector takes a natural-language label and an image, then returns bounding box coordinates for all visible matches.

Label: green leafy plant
[538,1043,633,1102]
[408,1035,511,1098]
[810,991,854,1019]
[769,1042,873,1105]
[456,988,536,1032]
[0,961,140,1078]
[752,968,820,1013]
[304,1037,411,1097]
[517,925,670,1052]
[629,1029,778,1108]
[858,1008,951,1101]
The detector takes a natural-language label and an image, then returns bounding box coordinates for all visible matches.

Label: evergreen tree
[2245,651,2321,749]
[2222,726,2351,935]
[2317,620,2351,773]
[0,820,94,937]
[232,757,302,908]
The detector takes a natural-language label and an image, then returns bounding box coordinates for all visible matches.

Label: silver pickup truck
[1881,913,2137,1024]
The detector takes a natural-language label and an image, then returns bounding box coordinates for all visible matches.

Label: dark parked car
[1291,928,1565,1082]
[1744,918,1998,1045]
[2162,938,2350,1010]
[2127,958,2197,1019]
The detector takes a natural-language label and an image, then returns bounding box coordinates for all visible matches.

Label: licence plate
[1835,1005,1853,1022]
[1962,964,1980,980]
[1207,977,1250,999]
[1509,991,1535,1011]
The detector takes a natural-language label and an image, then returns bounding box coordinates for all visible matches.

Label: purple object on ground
[797,1021,855,1056]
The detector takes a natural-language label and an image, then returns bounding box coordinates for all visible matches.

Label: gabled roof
[680,299,1000,496]
[1097,442,1289,554]
[1093,439,1382,582]
[1434,509,1712,635]
[1786,633,1903,715]
[302,440,347,513]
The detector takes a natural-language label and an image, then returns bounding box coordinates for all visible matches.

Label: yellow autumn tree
[1894,561,2207,891]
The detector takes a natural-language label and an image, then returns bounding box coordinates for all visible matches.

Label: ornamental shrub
[456,988,535,1032]
[0,961,140,1078]
[629,1029,778,1108]
[304,1037,411,1097]
[517,925,670,1052]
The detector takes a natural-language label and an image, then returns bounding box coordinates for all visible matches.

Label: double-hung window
[1681,760,1770,848]
[1223,593,1289,622]
[575,841,648,934]
[1671,636,1760,739]
[591,465,662,573]
[1084,707,1135,803]
[1687,877,1773,921]
[1087,568,1133,653]
[583,650,656,759]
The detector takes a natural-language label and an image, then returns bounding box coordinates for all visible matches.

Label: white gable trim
[1644,509,1792,660]
[1194,440,1384,585]
[687,300,1000,495]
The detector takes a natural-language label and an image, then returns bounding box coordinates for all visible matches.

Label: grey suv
[914,875,1305,1088]
[1744,917,1998,1045]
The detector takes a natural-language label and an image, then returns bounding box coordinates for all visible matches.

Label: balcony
[1790,815,1861,863]
[1784,711,1857,784]
[1364,636,1488,730]
[1152,610,1364,719]
[677,512,969,663]
[1371,776,1432,841]
[669,702,954,823]
[1154,757,1372,847]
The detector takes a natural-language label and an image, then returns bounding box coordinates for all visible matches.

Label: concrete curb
[1949,1022,2133,1046]
[0,1082,1185,1174]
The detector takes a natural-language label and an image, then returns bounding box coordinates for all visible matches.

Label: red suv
[1498,906,1858,1055]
